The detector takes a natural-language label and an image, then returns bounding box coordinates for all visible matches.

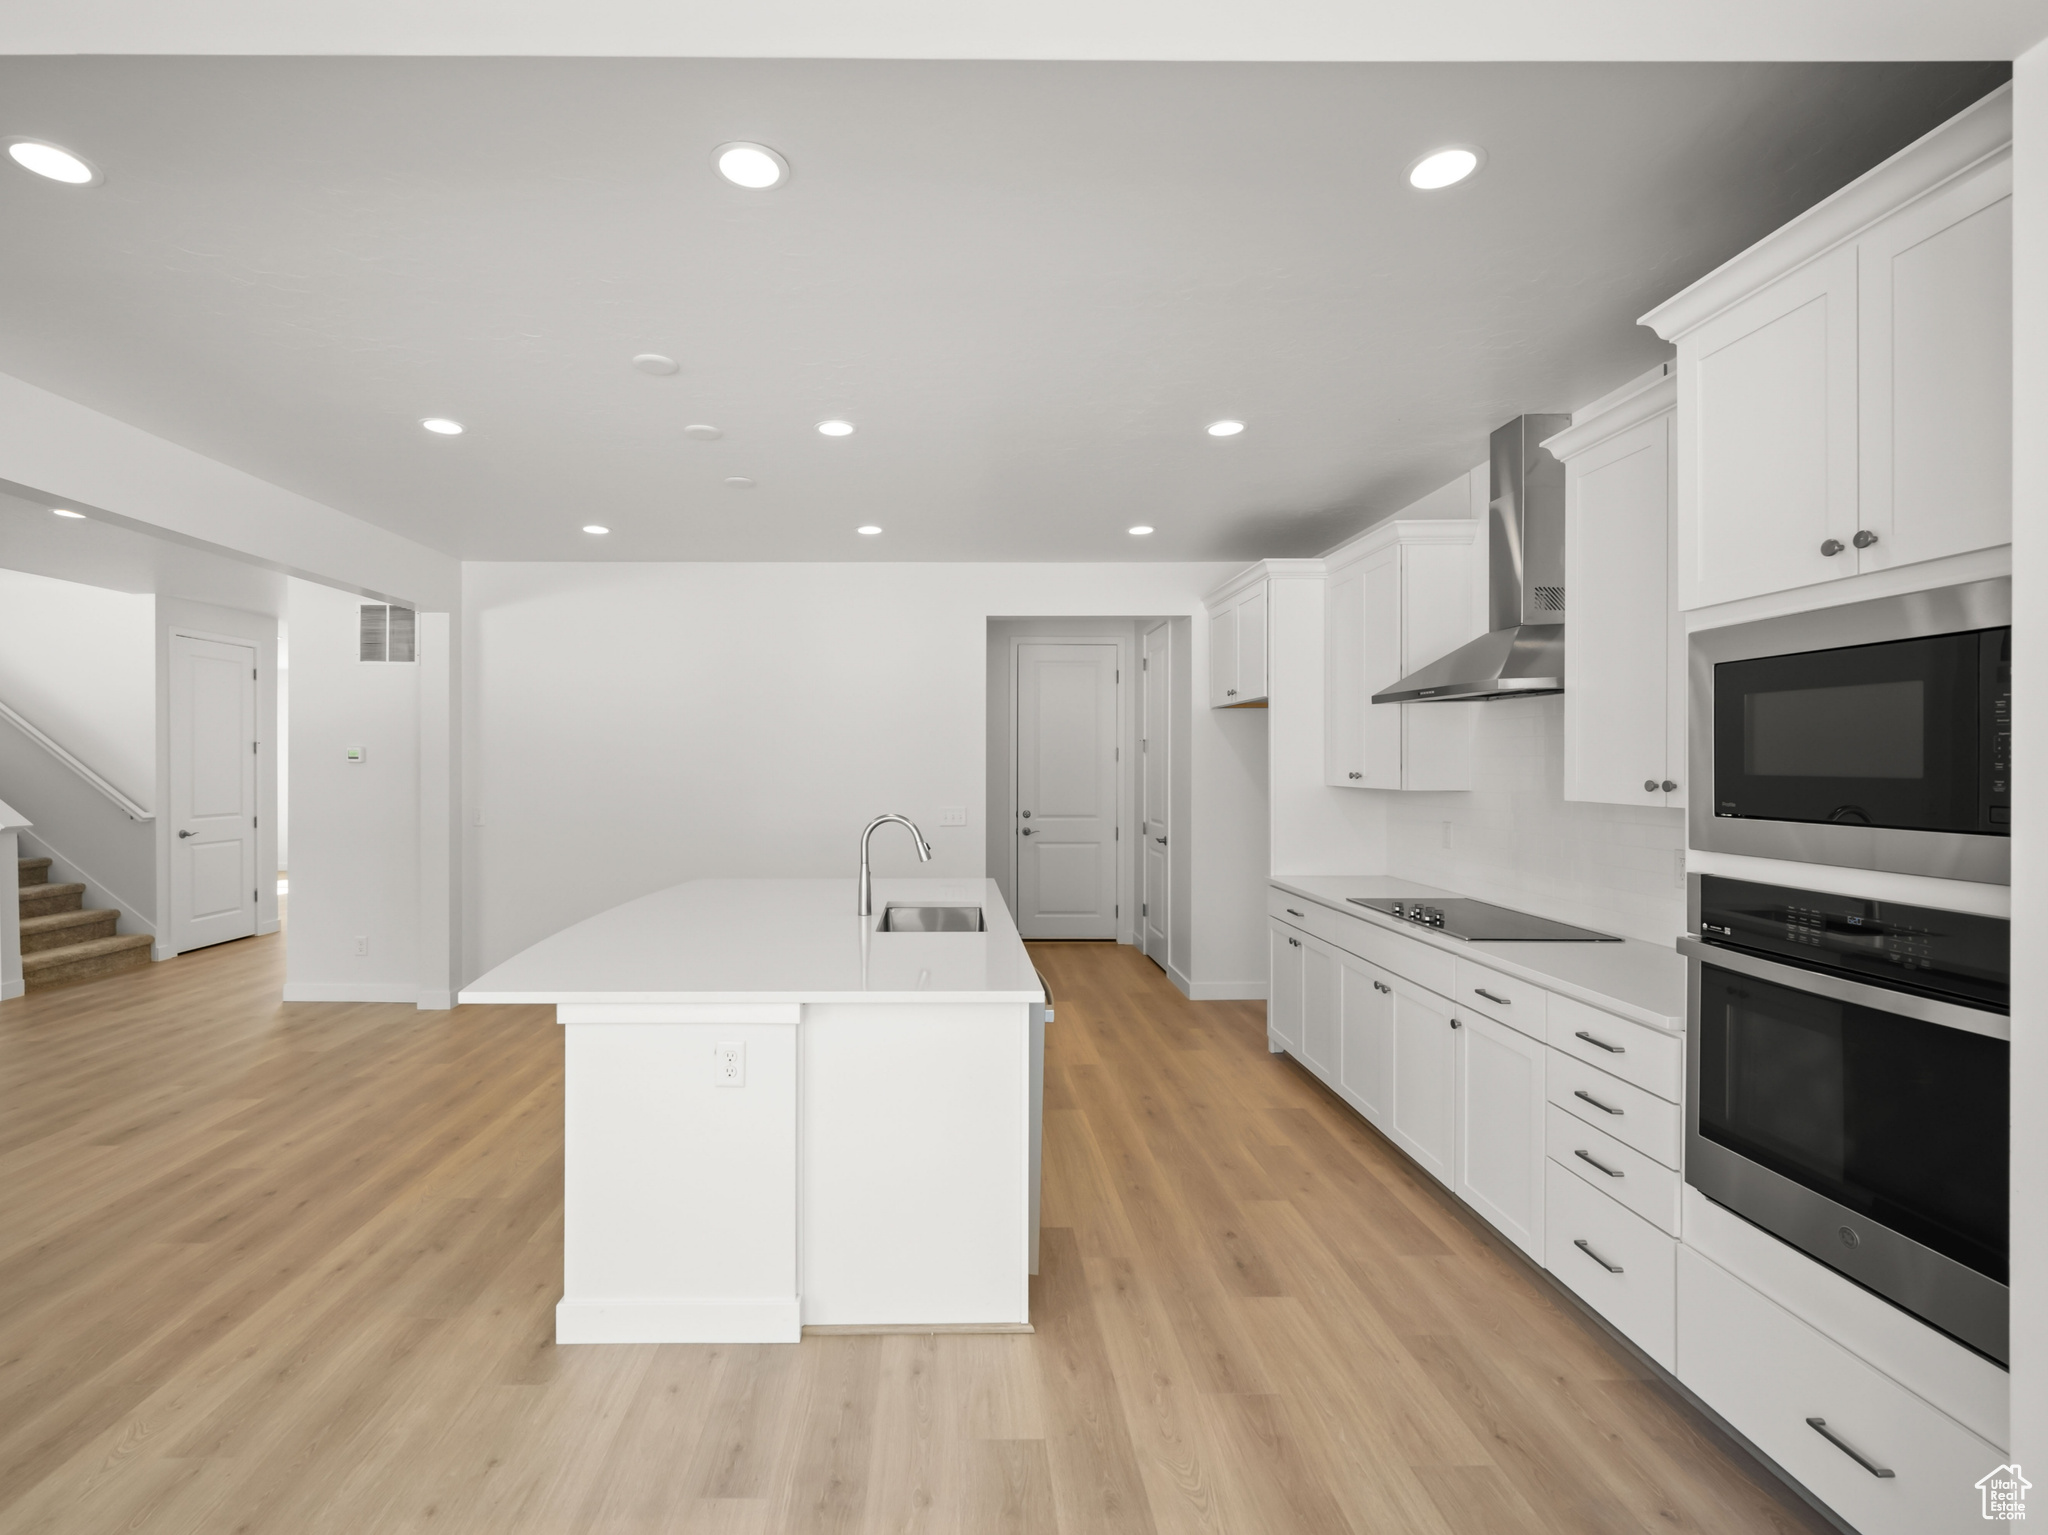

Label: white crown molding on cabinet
[1640,81,2012,342]
[1202,557,1325,609]
[1322,516,1476,573]
[1543,371,1677,463]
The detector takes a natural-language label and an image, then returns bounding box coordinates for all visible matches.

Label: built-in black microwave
[1690,578,2011,884]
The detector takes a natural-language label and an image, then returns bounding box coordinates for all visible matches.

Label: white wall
[275,625,289,871]
[284,577,420,1001]
[157,597,280,953]
[2009,31,2045,1489]
[462,561,1266,991]
[0,566,155,806]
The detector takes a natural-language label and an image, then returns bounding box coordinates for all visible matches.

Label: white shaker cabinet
[1454,1011,1547,1262]
[1297,934,1340,1082]
[1549,369,1686,809]
[1643,86,2012,610]
[1387,972,1459,1186]
[1323,519,1478,790]
[1267,920,1303,1054]
[1335,949,1394,1132]
[1203,568,1270,707]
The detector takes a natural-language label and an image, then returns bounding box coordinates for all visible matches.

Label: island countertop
[458,876,1044,1006]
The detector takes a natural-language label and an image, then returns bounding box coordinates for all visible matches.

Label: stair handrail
[0,697,153,822]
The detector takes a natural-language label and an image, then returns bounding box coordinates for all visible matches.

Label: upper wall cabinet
[1203,568,1270,708]
[1548,368,1686,810]
[1323,519,1478,791]
[1643,85,2012,611]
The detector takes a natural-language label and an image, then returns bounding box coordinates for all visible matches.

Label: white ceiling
[3,0,2044,61]
[0,58,2009,561]
[0,489,289,613]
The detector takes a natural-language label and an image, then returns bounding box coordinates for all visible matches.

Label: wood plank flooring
[0,927,1832,1533]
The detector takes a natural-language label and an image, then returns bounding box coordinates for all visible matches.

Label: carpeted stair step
[22,932,153,990]
[21,907,120,953]
[18,881,86,920]
[18,855,51,888]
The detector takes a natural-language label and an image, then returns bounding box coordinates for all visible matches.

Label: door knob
[1853,529,1879,549]
[1020,810,1031,818]
[1820,538,1846,557]
[178,829,195,838]
[1020,828,1035,836]
[1661,780,1678,793]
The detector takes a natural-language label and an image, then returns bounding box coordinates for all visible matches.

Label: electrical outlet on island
[714,1041,745,1087]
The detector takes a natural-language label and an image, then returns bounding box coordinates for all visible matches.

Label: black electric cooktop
[1347,896,1620,943]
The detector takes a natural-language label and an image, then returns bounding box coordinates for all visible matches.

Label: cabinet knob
[1449,1017,1462,1030]
[1853,529,1879,549]
[1661,780,1678,793]
[1644,779,1659,793]
[1820,538,1846,557]
[1226,688,1237,696]
[1348,770,1362,780]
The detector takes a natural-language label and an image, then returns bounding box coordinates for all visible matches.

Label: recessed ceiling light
[1206,420,1245,438]
[8,139,100,186]
[633,353,680,376]
[725,477,756,489]
[1408,146,1483,190]
[420,417,464,435]
[51,507,85,519]
[715,142,789,190]
[817,419,855,438]
[583,524,609,535]
[1128,525,1154,536]
[857,525,882,536]
[683,424,723,441]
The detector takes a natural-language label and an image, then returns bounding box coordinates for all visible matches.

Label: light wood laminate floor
[0,927,1832,1533]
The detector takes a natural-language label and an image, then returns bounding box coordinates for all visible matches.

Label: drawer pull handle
[1805,1418,1895,1480]
[1574,1148,1625,1179]
[1573,1088,1624,1117]
[1573,1238,1623,1274]
[1474,987,1511,1006]
[1285,908,1305,918]
[1574,1030,1625,1055]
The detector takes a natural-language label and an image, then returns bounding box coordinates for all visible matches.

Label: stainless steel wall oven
[1690,578,2010,883]
[1682,874,2009,1364]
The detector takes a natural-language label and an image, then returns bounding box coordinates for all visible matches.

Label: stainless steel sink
[879,904,984,932]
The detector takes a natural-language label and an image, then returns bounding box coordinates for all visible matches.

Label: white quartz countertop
[1271,875,1688,1032]
[459,877,1044,1006]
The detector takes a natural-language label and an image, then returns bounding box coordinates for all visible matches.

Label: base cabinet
[1335,949,1394,1129]
[1454,1013,1546,1261]
[1267,922,1303,1053]
[1677,1247,2001,1535]
[1544,1161,1676,1369]
[1388,976,1459,1186]
[1298,936,1340,1080]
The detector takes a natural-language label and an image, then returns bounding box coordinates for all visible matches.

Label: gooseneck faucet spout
[858,814,934,916]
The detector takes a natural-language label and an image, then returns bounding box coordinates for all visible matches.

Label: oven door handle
[1676,935,2009,1042]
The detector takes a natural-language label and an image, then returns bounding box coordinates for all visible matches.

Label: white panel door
[1015,643,1118,940]
[1335,951,1393,1131]
[1453,1011,1546,1261]
[1267,922,1303,1053]
[1563,413,1675,807]
[1680,244,1859,608]
[1140,623,1170,964]
[169,632,258,953]
[1323,564,1365,785]
[1298,935,1340,1083]
[1356,546,1405,788]
[1857,157,2012,574]
[1388,975,1458,1186]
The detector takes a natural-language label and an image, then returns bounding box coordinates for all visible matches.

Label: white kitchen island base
[461,879,1041,1345]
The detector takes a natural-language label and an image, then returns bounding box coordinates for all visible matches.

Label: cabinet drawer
[1543,1160,1675,1370]
[1546,1102,1680,1235]
[1453,959,1548,1041]
[1355,922,1456,1001]
[1678,1247,2000,1535]
[1546,992,1682,1102]
[1547,1051,1681,1169]
[1269,887,1322,930]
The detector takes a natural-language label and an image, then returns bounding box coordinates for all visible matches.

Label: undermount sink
[879,904,985,933]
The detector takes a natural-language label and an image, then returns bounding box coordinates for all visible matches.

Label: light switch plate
[939,807,967,827]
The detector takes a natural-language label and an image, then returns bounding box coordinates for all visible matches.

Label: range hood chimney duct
[1372,413,1570,704]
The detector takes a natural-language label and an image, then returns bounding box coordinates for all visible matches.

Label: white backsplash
[1383,695,1686,945]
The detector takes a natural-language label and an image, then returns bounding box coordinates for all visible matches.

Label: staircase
[17,856,152,990]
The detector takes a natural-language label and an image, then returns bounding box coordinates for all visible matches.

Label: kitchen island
[460,877,1042,1343]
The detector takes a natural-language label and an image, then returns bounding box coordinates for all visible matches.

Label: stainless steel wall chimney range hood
[1374,413,1570,703]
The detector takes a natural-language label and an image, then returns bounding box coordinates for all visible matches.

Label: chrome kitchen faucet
[857,814,933,916]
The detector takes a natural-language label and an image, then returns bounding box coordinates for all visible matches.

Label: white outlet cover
[714,1040,745,1087]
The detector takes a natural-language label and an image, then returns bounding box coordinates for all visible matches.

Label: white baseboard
[556,1295,801,1344]
[153,941,176,962]
[256,918,280,936]
[0,979,22,1001]
[416,988,453,1012]
[1185,981,1269,1001]
[281,981,425,1004]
